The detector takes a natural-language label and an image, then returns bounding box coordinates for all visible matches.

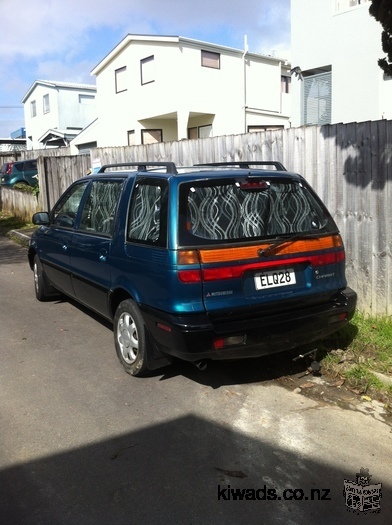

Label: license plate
[254,268,296,290]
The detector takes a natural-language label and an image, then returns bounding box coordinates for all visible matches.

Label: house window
[198,125,212,138]
[30,100,37,118]
[201,50,220,69]
[188,125,212,139]
[79,94,95,104]
[281,76,291,94]
[335,0,369,11]
[303,71,332,126]
[141,129,162,144]
[247,126,284,133]
[141,55,155,85]
[115,66,127,93]
[188,127,198,140]
[127,130,135,146]
[43,94,50,114]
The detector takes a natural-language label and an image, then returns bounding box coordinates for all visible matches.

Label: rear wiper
[258,232,322,258]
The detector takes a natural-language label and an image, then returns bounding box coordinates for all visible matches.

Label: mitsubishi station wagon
[28,161,357,376]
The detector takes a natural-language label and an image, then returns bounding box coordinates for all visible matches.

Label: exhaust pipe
[194,360,207,371]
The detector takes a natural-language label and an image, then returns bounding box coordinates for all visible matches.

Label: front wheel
[114,299,149,377]
[33,255,56,301]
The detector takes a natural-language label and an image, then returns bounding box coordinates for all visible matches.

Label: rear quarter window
[127,178,168,246]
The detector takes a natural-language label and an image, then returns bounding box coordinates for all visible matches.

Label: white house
[22,80,97,150]
[290,0,392,127]
[89,34,291,148]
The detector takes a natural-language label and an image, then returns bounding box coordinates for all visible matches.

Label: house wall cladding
[1,120,391,315]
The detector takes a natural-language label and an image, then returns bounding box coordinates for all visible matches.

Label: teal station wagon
[28,161,357,376]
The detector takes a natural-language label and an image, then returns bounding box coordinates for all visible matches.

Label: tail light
[177,235,345,284]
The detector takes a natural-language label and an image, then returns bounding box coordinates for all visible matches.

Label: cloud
[0,0,290,136]
[1,0,290,60]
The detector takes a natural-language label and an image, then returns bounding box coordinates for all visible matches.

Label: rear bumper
[140,287,357,362]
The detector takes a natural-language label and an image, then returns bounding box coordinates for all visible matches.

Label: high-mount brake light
[240,180,270,190]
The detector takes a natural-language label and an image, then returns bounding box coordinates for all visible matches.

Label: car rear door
[70,179,124,318]
[178,176,347,317]
[23,159,38,185]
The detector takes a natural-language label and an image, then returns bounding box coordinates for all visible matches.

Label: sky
[0,0,291,137]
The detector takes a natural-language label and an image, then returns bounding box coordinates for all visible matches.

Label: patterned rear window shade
[127,180,168,246]
[79,180,123,235]
[183,181,330,242]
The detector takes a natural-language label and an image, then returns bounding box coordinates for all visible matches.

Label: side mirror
[32,212,50,225]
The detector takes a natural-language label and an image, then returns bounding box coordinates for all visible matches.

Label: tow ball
[293,348,321,375]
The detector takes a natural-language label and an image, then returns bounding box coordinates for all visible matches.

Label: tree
[369,0,392,76]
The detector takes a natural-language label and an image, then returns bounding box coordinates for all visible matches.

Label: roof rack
[98,162,178,174]
[194,161,287,171]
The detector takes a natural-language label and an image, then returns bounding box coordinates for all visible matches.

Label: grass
[0,211,34,236]
[319,313,392,406]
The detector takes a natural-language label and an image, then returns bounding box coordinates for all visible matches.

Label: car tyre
[33,255,56,301]
[114,299,149,377]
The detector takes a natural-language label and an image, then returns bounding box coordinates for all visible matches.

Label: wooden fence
[0,188,38,222]
[0,120,391,315]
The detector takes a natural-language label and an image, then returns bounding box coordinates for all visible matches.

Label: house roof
[91,34,288,76]
[38,128,82,147]
[22,80,96,103]
[69,118,99,147]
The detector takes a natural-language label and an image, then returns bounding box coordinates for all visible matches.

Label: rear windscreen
[179,178,336,246]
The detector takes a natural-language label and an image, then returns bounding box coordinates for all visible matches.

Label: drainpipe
[243,35,248,133]
[279,61,282,115]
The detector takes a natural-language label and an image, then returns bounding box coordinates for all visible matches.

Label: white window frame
[30,100,37,118]
[335,0,369,12]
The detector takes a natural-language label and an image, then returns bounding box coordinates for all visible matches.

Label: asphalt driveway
[0,235,391,524]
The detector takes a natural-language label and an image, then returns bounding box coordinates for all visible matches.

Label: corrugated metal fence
[1,120,391,314]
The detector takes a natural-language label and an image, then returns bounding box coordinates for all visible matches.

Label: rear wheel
[33,255,56,301]
[114,299,149,377]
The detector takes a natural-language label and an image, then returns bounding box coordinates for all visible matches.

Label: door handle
[99,250,107,262]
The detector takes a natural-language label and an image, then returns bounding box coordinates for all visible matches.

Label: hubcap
[33,263,39,292]
[117,312,138,364]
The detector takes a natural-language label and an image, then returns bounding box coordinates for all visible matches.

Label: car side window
[79,180,123,235]
[127,178,168,246]
[27,160,37,170]
[52,182,89,228]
